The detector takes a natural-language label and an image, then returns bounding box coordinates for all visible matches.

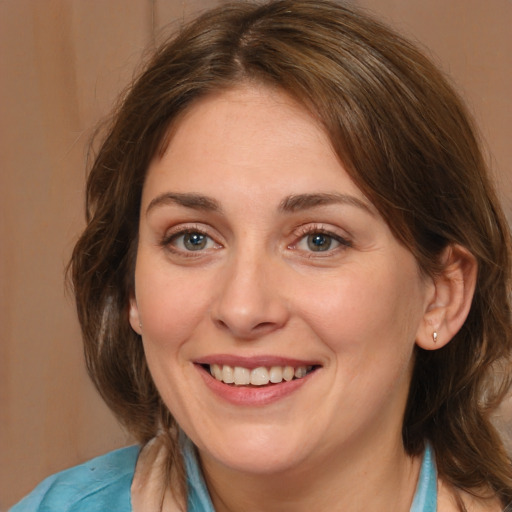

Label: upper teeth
[209,364,312,386]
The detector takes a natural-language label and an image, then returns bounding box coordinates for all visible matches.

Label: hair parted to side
[69,0,512,505]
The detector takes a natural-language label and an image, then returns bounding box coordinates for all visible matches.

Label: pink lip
[195,354,319,369]
[195,361,319,407]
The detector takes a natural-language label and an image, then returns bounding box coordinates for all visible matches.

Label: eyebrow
[145,191,374,217]
[279,193,375,215]
[146,192,223,216]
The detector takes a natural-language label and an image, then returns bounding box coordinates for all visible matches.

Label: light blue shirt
[11,441,437,511]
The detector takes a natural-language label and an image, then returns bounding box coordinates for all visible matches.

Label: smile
[196,358,321,405]
[208,364,315,386]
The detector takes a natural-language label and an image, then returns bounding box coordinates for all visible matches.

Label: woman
[12,1,512,511]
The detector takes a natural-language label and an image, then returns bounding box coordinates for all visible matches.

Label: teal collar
[410,443,438,512]
[183,436,216,512]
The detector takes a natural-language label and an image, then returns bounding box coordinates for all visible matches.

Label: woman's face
[130,85,435,476]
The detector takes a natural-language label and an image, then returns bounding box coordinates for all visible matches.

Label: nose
[211,251,290,340]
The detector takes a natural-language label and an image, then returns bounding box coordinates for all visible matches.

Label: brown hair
[70,0,512,506]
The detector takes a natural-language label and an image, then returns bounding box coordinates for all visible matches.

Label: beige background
[1,0,511,508]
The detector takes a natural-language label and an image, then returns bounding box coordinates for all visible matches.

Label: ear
[129,296,143,335]
[416,245,477,351]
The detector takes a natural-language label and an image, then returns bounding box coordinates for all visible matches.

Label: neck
[200,437,422,512]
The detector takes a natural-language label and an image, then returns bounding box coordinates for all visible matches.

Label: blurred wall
[1,0,511,508]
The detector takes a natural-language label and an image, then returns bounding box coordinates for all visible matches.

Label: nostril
[213,317,283,339]
[211,288,289,338]
[253,321,277,332]
[214,318,229,330]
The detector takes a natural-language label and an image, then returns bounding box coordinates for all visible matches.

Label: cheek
[298,264,425,361]
[134,261,215,351]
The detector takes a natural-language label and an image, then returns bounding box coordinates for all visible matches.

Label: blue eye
[183,232,207,250]
[307,233,334,252]
[170,231,216,251]
[294,229,350,254]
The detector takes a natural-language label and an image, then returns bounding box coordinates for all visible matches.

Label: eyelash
[159,223,352,258]
[160,225,221,257]
[290,224,352,255]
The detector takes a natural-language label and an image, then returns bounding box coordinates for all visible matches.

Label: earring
[139,322,143,329]
[432,331,438,343]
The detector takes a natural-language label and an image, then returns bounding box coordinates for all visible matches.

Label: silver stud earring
[432,331,438,343]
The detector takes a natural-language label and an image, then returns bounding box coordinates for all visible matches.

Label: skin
[129,84,480,511]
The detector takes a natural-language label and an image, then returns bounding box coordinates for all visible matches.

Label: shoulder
[10,445,140,512]
[438,479,505,512]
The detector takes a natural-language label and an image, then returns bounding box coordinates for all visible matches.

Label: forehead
[167,85,329,162]
[142,85,369,208]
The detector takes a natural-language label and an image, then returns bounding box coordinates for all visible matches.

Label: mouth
[203,363,319,386]
[195,357,321,405]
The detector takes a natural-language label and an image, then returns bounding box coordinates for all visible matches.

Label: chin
[194,423,315,475]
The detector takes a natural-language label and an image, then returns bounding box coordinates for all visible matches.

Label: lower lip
[196,365,314,406]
